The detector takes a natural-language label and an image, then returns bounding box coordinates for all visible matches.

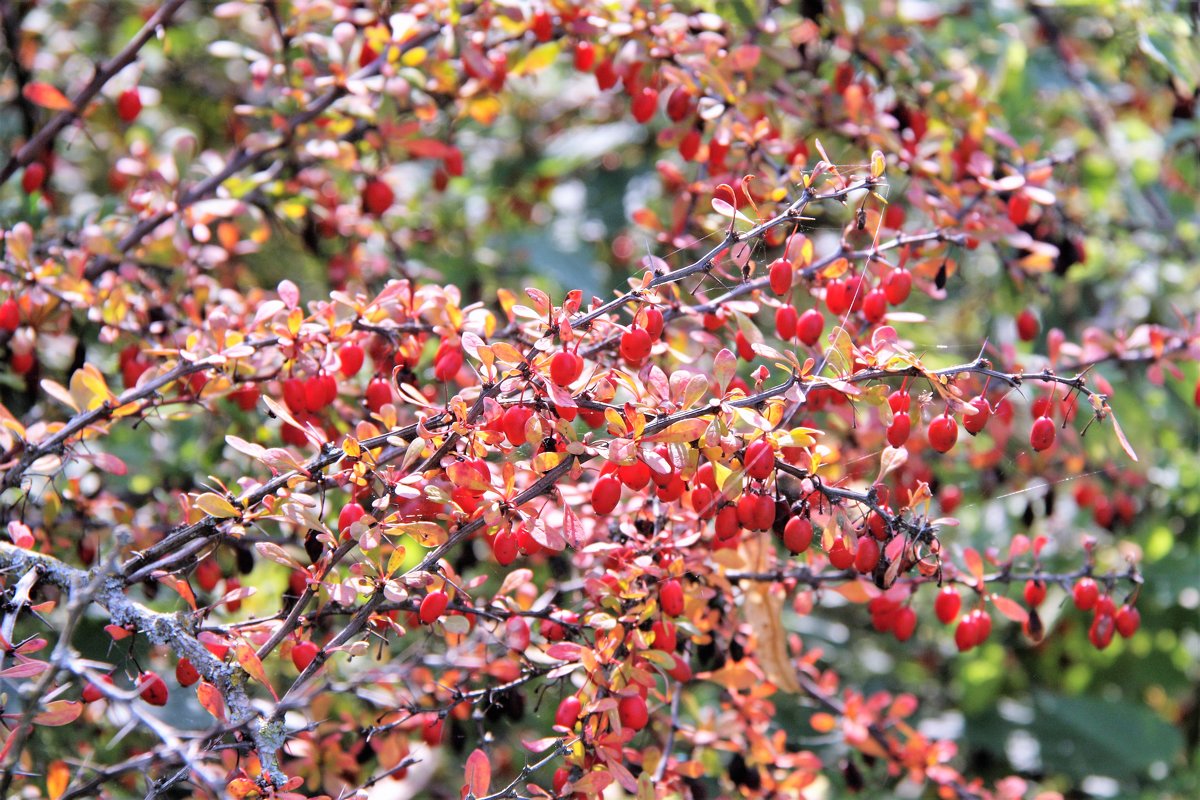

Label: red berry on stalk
[862,289,887,323]
[828,538,855,570]
[643,307,664,340]
[419,590,449,624]
[292,640,319,671]
[796,308,824,346]
[1030,415,1056,451]
[631,87,658,123]
[550,350,583,387]
[775,305,798,340]
[954,615,978,652]
[338,502,366,536]
[1016,308,1039,341]
[492,529,518,565]
[594,58,617,90]
[892,607,917,642]
[783,516,813,554]
[82,676,111,703]
[620,327,652,363]
[1023,580,1046,608]
[854,537,880,573]
[555,695,582,729]
[888,390,911,413]
[618,459,651,490]
[743,439,775,480]
[935,587,962,624]
[502,405,535,446]
[117,87,142,122]
[1114,605,1140,638]
[928,413,958,453]
[652,619,677,652]
[768,258,793,296]
[972,608,992,643]
[137,672,169,706]
[963,396,992,435]
[21,162,45,193]
[176,658,199,687]
[714,504,741,540]
[230,383,260,411]
[734,330,755,361]
[530,10,553,41]
[590,476,621,515]
[886,412,911,448]
[825,279,850,315]
[618,694,649,731]
[666,86,694,121]
[365,377,392,412]
[574,41,596,72]
[434,349,463,382]
[660,578,684,617]
[362,178,394,216]
[1072,577,1099,611]
[338,343,364,377]
[1089,612,1115,650]
[884,269,912,305]
[0,297,20,331]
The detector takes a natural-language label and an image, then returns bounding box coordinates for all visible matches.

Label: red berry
[962,396,991,435]
[21,162,45,193]
[1114,605,1140,638]
[362,178,394,216]
[651,620,677,653]
[775,305,798,340]
[854,537,880,573]
[230,383,260,411]
[886,412,911,448]
[768,258,793,296]
[282,377,307,414]
[927,414,958,453]
[1194,377,1200,408]
[743,440,775,480]
[1088,612,1115,650]
[595,58,617,90]
[1072,577,1099,611]
[421,715,444,745]
[954,615,978,652]
[338,343,365,377]
[550,351,583,387]
[175,658,200,688]
[678,129,701,161]
[666,653,692,682]
[137,672,169,706]
[714,504,741,540]
[782,516,813,554]
[690,485,715,519]
[665,86,694,122]
[502,405,535,446]
[365,377,392,412]
[618,460,651,490]
[735,330,755,361]
[82,675,114,703]
[1016,308,1039,342]
[292,640,320,671]
[828,538,855,570]
[940,485,963,514]
[1023,580,1046,608]
[574,41,596,72]
[419,590,449,625]
[892,607,917,642]
[338,502,366,536]
[116,87,142,122]
[304,376,328,412]
[492,529,519,565]
[618,694,649,731]
[862,289,887,323]
[555,695,582,729]
[796,308,824,346]
[660,579,684,617]
[888,390,911,413]
[620,327,652,363]
[825,279,850,315]
[1030,416,1056,451]
[883,269,912,305]
[530,10,553,42]
[934,587,961,625]
[0,297,19,331]
[631,87,658,123]
[434,349,463,382]
[643,307,665,340]
[972,609,992,643]
[195,558,222,593]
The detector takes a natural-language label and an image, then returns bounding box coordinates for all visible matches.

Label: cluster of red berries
[1071,577,1140,649]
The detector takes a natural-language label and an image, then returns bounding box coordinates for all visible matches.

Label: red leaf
[465,748,491,796]
[32,700,83,726]
[23,82,72,111]
[990,593,1029,624]
[962,547,984,585]
[197,681,226,721]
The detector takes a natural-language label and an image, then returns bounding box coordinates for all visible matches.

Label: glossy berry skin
[362,178,394,217]
[963,396,991,435]
[1030,416,1056,451]
[82,675,113,703]
[854,537,880,573]
[630,87,658,123]
[862,289,887,323]
[768,258,793,296]
[888,390,911,413]
[573,41,595,72]
[1023,580,1047,607]
[782,516,813,554]
[338,343,364,377]
[927,414,958,453]
[651,619,677,652]
[549,351,583,386]
[954,615,978,652]
[338,502,366,537]
[796,308,824,346]
[883,269,912,305]
[419,590,449,625]
[743,440,775,480]
[714,505,741,540]
[620,327,652,363]
[492,529,518,566]
[642,307,664,340]
[886,412,911,448]
[618,460,651,490]
[1089,612,1115,650]
[530,10,553,41]
[434,350,463,382]
[666,86,694,121]
[892,607,917,642]
[175,658,200,687]
[935,587,962,625]
[365,377,392,412]
[292,640,319,671]
[501,405,535,446]
[1016,308,1040,341]
[1114,605,1140,637]
[827,538,855,570]
[660,579,684,617]
[618,694,649,731]
[775,305,798,340]
[555,695,582,729]
[0,297,19,331]
[116,87,142,122]
[1072,578,1099,611]
[137,672,169,706]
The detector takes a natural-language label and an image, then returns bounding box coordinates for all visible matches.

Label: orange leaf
[235,642,278,700]
[32,700,83,726]
[47,759,69,800]
[810,712,837,732]
[23,82,72,111]
[465,748,491,796]
[197,681,227,721]
[990,593,1029,624]
[962,547,984,584]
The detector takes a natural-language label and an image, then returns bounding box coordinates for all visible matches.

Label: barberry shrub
[0,3,1196,800]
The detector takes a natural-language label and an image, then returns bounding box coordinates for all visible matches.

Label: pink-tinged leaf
[234,642,278,700]
[155,573,197,610]
[0,725,28,761]
[562,505,585,550]
[1008,534,1030,560]
[713,348,736,394]
[465,748,491,796]
[521,736,560,753]
[14,637,46,654]
[32,700,82,726]
[570,770,614,795]
[23,82,72,110]
[277,279,300,309]
[0,660,50,679]
[962,547,984,584]
[1110,411,1138,462]
[990,594,1029,624]
[545,642,581,661]
[255,541,303,570]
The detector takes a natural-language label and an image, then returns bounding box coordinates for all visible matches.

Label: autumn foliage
[0,2,1197,800]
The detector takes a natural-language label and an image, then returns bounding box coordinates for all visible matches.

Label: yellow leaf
[395,521,448,547]
[47,760,69,800]
[514,42,562,76]
[195,492,240,519]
